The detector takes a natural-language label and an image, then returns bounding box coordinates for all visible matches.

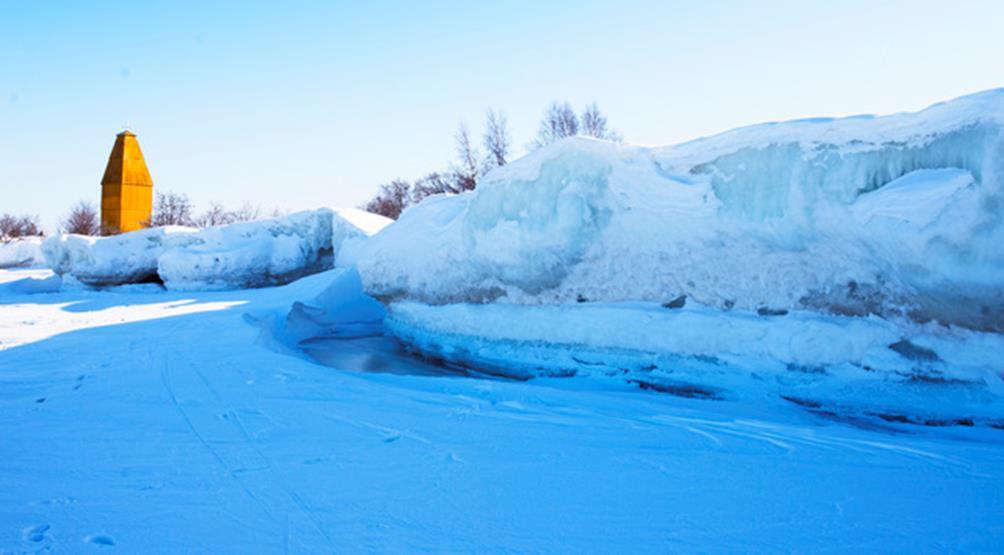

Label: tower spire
[100,130,153,234]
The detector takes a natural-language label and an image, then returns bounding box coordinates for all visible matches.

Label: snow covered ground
[4,89,1004,551]
[2,267,1003,551]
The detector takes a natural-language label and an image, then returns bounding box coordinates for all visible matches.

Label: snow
[1,266,1003,551]
[0,237,45,269]
[42,226,198,286]
[41,208,390,291]
[386,300,1004,424]
[355,89,1004,332]
[157,209,334,290]
[331,206,393,237]
[4,89,1004,550]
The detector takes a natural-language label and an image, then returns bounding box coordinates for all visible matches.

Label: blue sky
[2,0,1003,230]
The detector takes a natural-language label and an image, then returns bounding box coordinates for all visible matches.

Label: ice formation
[42,226,198,286]
[42,208,389,290]
[158,209,334,290]
[355,89,1004,332]
[0,237,45,269]
[385,299,1004,423]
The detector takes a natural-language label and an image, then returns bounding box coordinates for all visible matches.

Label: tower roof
[101,130,152,187]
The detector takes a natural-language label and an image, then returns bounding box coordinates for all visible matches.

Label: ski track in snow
[0,269,1003,551]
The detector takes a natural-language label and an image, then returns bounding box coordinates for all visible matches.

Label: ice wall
[158,209,335,290]
[42,227,198,286]
[42,208,389,290]
[0,237,45,269]
[355,89,1004,332]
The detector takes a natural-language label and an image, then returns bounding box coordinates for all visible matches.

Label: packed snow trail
[1,269,1003,551]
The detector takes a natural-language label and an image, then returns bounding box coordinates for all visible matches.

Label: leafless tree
[0,215,18,244]
[363,179,412,220]
[193,201,262,228]
[581,102,622,142]
[411,172,461,203]
[194,202,231,228]
[533,101,579,148]
[230,203,262,222]
[483,108,511,171]
[452,123,481,192]
[150,191,195,227]
[59,202,100,236]
[0,213,43,243]
[363,100,615,218]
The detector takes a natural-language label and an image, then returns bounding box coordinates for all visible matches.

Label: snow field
[4,267,1003,551]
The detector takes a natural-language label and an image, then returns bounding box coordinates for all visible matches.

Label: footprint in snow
[24,523,50,543]
[85,534,116,547]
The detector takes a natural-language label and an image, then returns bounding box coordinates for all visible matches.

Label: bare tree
[59,202,100,236]
[0,215,18,244]
[194,202,230,228]
[193,201,262,228]
[150,191,194,227]
[533,101,579,148]
[581,102,622,142]
[230,203,262,223]
[411,172,463,204]
[0,213,43,243]
[452,123,481,192]
[363,179,412,220]
[483,108,511,171]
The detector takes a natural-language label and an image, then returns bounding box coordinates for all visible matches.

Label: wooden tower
[100,130,153,234]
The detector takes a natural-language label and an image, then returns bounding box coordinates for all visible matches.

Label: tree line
[1,195,274,240]
[0,213,42,243]
[363,101,619,219]
[144,192,273,228]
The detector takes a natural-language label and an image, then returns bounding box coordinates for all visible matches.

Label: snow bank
[385,300,1004,423]
[0,237,45,268]
[42,227,197,286]
[356,89,1004,331]
[331,207,392,268]
[158,210,334,290]
[41,208,388,290]
[160,208,389,290]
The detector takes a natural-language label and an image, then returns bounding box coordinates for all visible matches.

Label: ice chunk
[355,88,1004,331]
[42,227,197,286]
[0,237,44,269]
[157,209,335,290]
[39,208,387,291]
[159,208,388,291]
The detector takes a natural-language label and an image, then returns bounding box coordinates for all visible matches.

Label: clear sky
[2,0,1003,231]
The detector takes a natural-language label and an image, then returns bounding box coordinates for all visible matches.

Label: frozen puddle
[300,334,475,378]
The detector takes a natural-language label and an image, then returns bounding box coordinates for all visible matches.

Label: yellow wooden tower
[100,130,153,234]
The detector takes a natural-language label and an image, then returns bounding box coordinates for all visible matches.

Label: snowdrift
[0,237,45,268]
[42,227,197,286]
[356,89,1004,332]
[42,208,390,289]
[158,210,334,290]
